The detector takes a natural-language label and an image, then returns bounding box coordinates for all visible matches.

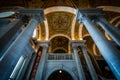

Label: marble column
[35,41,49,80]
[76,9,120,79]
[0,9,44,80]
[80,41,98,80]
[87,49,102,75]
[0,19,23,54]
[71,40,86,80]
[94,16,120,46]
[24,52,37,80]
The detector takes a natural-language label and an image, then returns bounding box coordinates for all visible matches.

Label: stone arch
[97,6,120,13]
[44,6,76,14]
[44,6,77,40]
[49,34,71,53]
[105,16,120,40]
[49,34,71,40]
[44,18,49,40]
[45,65,78,80]
[93,44,101,56]
[115,21,120,27]
[71,16,76,40]
[110,16,120,23]
[83,34,90,39]
[93,44,97,55]
[48,70,73,80]
[52,47,68,53]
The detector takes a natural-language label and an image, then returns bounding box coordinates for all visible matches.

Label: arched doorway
[48,70,73,80]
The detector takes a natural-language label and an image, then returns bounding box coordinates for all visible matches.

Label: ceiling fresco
[46,12,75,38]
[50,36,69,53]
[0,0,119,55]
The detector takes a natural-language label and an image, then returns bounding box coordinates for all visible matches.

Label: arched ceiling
[46,12,74,39]
[0,0,120,55]
[51,36,69,53]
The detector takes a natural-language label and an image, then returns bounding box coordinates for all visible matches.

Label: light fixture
[59,70,62,73]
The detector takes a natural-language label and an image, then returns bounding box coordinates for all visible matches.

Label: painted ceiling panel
[0,0,119,55]
[46,12,75,38]
[51,36,69,53]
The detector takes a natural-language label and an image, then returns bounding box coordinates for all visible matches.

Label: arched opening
[48,70,73,80]
[53,49,66,53]
[50,36,69,53]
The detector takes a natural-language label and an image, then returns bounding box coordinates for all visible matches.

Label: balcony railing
[47,53,74,60]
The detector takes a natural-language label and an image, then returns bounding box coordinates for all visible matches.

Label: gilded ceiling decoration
[51,36,69,53]
[0,0,119,55]
[49,12,70,32]
[46,12,74,38]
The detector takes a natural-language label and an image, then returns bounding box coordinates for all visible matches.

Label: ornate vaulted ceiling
[46,12,74,38]
[51,36,69,53]
[0,0,120,54]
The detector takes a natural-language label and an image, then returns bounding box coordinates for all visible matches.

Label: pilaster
[79,41,98,80]
[0,9,45,80]
[71,40,86,80]
[35,41,50,80]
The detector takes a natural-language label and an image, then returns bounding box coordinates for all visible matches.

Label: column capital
[71,40,86,48]
[19,9,45,23]
[76,8,104,23]
[37,40,50,48]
